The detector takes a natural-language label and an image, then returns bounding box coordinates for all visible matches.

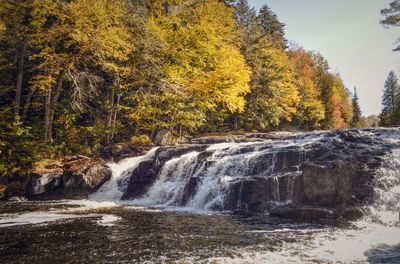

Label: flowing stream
[0,130,399,263]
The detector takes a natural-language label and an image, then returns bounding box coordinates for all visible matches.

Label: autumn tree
[311,52,352,129]
[139,0,250,135]
[30,0,135,141]
[288,47,325,129]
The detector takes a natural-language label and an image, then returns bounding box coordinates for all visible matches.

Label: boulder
[101,143,148,161]
[153,129,173,145]
[27,157,112,199]
[28,170,64,196]
[122,144,208,200]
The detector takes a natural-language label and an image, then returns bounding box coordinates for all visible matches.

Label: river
[0,130,399,263]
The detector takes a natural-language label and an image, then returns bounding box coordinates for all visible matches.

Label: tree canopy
[0,0,356,179]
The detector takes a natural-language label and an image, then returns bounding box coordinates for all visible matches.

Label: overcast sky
[248,0,400,116]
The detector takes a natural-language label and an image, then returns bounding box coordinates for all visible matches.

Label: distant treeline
[0,0,357,177]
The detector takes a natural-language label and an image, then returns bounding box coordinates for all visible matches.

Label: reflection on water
[0,201,399,263]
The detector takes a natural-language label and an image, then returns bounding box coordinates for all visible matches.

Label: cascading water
[95,129,400,218]
[90,147,158,202]
[88,129,400,262]
[2,129,400,263]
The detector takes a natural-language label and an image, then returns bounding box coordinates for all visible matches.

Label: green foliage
[380,71,400,126]
[0,113,36,179]
[0,0,356,182]
[381,0,400,51]
[351,87,362,128]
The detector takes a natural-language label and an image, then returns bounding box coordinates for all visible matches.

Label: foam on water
[6,129,396,262]
[90,147,158,202]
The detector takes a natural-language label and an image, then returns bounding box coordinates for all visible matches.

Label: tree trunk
[15,41,26,119]
[48,73,64,141]
[44,72,64,141]
[21,87,35,122]
[110,93,121,141]
[44,87,52,141]
[107,90,115,143]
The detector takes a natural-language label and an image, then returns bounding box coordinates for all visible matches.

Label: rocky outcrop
[27,156,112,199]
[100,143,150,161]
[121,144,209,200]
[122,128,400,221]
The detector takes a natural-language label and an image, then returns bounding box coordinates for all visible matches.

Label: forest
[0,0,373,180]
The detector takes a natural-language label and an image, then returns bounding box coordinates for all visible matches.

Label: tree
[258,4,287,49]
[351,87,362,128]
[381,0,400,51]
[380,71,400,126]
[31,0,135,141]
[234,1,298,131]
[144,0,250,134]
[288,47,325,129]
[310,52,352,129]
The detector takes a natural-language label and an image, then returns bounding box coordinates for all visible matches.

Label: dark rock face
[121,144,208,200]
[100,143,149,161]
[27,157,111,199]
[122,128,400,221]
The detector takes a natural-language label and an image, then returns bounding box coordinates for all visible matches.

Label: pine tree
[351,87,362,128]
[381,0,400,51]
[380,71,400,126]
[258,4,287,49]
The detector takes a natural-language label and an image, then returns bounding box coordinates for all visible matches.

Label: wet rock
[28,170,64,196]
[121,128,400,222]
[84,164,112,190]
[226,178,269,213]
[154,129,173,145]
[122,144,208,200]
[27,157,111,199]
[181,177,200,205]
[101,143,148,161]
[269,205,335,221]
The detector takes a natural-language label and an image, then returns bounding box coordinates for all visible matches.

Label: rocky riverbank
[121,128,400,222]
[2,128,400,223]
[0,143,151,200]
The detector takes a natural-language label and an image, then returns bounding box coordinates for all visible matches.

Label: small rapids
[0,129,399,263]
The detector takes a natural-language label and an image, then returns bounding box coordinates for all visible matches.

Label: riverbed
[1,200,399,263]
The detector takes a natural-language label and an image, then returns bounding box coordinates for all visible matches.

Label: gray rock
[154,129,173,145]
[27,159,111,199]
[121,128,400,222]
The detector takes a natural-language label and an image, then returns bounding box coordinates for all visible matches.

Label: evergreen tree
[351,87,362,128]
[235,1,299,130]
[381,0,400,51]
[380,71,400,126]
[258,4,287,49]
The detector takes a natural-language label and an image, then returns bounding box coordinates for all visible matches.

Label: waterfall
[368,148,400,225]
[90,148,158,201]
[91,129,400,220]
[127,134,324,211]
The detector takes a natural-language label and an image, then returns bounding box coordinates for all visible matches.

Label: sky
[248,0,400,116]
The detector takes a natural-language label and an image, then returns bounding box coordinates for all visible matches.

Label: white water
[91,129,400,263]
[4,130,398,262]
[90,147,158,202]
